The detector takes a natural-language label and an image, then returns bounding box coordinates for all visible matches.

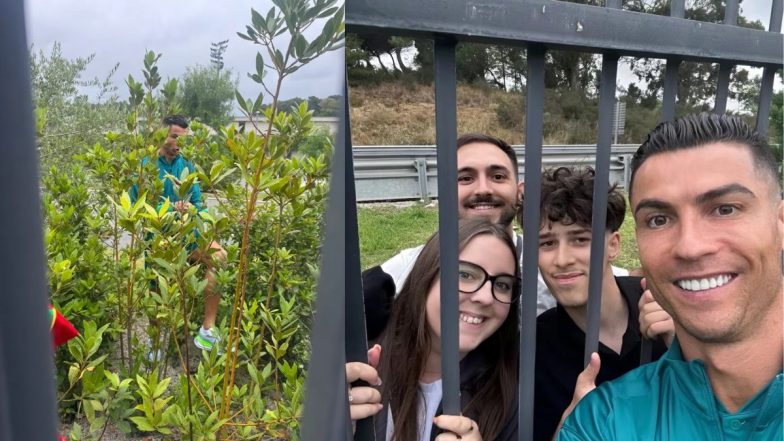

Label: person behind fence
[347,218,520,441]
[129,115,227,353]
[362,133,629,341]
[525,166,669,441]
[557,113,783,440]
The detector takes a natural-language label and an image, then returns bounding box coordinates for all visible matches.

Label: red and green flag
[48,304,78,348]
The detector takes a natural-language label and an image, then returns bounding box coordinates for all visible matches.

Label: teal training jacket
[129,155,204,212]
[558,340,783,441]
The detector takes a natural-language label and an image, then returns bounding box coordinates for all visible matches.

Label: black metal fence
[302,1,783,441]
[1,1,60,440]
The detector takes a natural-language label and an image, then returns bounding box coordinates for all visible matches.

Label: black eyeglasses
[458,260,520,304]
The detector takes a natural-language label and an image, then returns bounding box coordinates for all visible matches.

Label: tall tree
[210,40,229,71]
[30,42,123,168]
[178,64,238,128]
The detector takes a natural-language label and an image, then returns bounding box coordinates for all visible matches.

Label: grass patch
[358,203,439,268]
[616,207,641,270]
[358,201,642,271]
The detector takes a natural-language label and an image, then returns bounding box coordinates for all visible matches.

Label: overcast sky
[25,0,344,109]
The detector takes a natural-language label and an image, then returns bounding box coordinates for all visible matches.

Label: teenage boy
[530,166,668,441]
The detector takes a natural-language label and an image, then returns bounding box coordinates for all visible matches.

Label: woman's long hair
[377,218,520,441]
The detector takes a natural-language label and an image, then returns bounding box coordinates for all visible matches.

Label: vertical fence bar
[714,64,732,114]
[434,36,461,415]
[341,79,376,441]
[300,81,352,441]
[771,0,783,33]
[660,0,684,123]
[724,0,739,26]
[670,0,685,18]
[0,343,11,441]
[584,52,619,365]
[714,0,739,115]
[520,44,546,441]
[0,0,59,440]
[661,58,680,121]
[756,67,776,138]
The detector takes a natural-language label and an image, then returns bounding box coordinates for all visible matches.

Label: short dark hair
[629,113,780,200]
[520,166,626,233]
[457,133,519,181]
[162,114,189,129]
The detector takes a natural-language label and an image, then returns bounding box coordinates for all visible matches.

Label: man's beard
[462,194,518,227]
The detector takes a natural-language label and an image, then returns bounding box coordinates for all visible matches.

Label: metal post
[714,64,732,114]
[724,0,739,26]
[771,0,783,33]
[0,0,59,439]
[520,44,546,441]
[585,52,619,365]
[300,80,353,441]
[661,1,684,123]
[756,67,776,138]
[714,0,739,115]
[670,0,685,18]
[434,36,461,416]
[661,58,680,121]
[415,158,431,203]
[343,80,376,440]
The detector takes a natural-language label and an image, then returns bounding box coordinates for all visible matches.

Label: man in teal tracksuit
[558,113,783,440]
[130,115,227,353]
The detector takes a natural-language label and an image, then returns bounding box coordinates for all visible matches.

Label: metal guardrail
[353,144,638,202]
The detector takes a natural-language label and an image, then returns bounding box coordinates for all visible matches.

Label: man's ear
[606,231,621,262]
[517,181,524,204]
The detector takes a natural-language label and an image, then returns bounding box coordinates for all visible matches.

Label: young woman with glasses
[346,218,521,441]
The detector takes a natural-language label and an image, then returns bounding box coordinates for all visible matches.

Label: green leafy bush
[38,1,343,439]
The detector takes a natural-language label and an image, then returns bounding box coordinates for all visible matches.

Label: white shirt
[384,379,443,441]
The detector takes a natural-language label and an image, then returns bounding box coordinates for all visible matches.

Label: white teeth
[460,313,485,325]
[677,274,731,292]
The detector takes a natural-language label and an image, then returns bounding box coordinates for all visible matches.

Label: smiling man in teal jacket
[558,113,783,440]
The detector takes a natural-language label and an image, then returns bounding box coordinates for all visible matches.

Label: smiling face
[632,142,784,344]
[457,142,521,227]
[538,222,619,308]
[425,234,515,357]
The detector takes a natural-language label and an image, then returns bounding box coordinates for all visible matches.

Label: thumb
[640,277,647,291]
[367,344,382,368]
[638,287,654,311]
[576,352,600,393]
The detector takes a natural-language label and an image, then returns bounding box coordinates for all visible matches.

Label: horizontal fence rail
[353,145,638,201]
[347,0,782,67]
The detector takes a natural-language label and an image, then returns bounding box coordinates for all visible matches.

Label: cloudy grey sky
[25,0,343,108]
